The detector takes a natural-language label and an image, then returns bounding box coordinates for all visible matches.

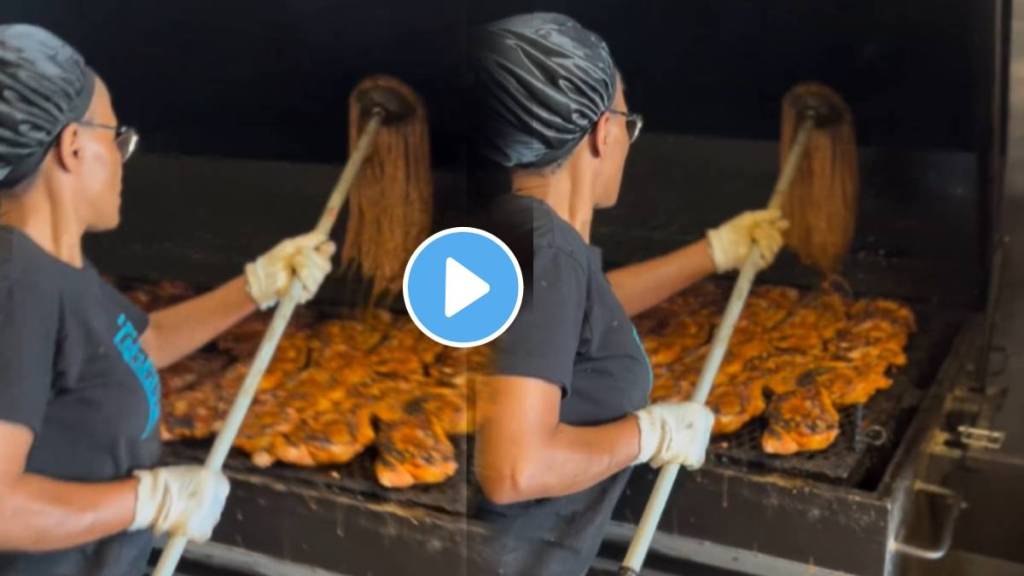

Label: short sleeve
[0,275,59,435]
[494,246,587,396]
[101,281,150,335]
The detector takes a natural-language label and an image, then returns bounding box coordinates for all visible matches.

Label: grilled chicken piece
[315,318,387,352]
[268,433,317,467]
[160,276,914,478]
[161,385,223,441]
[770,290,848,351]
[416,387,474,435]
[319,360,376,388]
[216,362,290,401]
[431,345,491,395]
[762,385,840,454]
[644,335,693,367]
[152,286,479,487]
[161,357,263,441]
[266,332,312,374]
[707,379,767,435]
[722,337,773,375]
[849,298,916,331]
[125,280,194,312]
[216,311,316,358]
[261,382,344,467]
[465,345,494,373]
[374,416,457,488]
[651,365,688,403]
[299,404,377,465]
[638,316,711,367]
[736,285,800,333]
[807,363,892,407]
[368,353,424,378]
[651,354,706,402]
[667,282,728,316]
[160,353,232,396]
[373,321,444,367]
[236,402,301,468]
[365,325,432,377]
[744,352,818,395]
[830,317,910,367]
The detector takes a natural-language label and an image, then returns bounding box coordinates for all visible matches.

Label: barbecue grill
[570,93,1002,572]
[53,0,1009,574]
[100,134,994,576]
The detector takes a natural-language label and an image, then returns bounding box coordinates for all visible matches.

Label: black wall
[2,1,1003,307]
[1,0,471,166]
[0,1,997,164]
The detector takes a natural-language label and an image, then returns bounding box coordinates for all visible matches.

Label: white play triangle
[444,257,491,318]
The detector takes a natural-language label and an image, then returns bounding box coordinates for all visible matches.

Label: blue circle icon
[403,227,523,348]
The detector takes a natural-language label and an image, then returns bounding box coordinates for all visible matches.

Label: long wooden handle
[619,116,815,575]
[152,110,385,576]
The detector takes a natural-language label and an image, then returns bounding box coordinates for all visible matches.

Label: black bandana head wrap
[472,13,616,169]
[0,24,96,189]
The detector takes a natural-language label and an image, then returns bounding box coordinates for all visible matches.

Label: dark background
[0,1,1004,308]
[0,1,994,165]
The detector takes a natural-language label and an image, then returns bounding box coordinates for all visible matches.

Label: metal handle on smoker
[890,481,965,561]
[619,116,816,576]
[152,110,385,576]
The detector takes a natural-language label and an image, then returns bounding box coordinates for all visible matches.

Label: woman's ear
[589,112,611,159]
[54,123,80,173]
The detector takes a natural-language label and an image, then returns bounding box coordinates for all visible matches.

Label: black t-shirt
[0,227,161,576]
[477,196,652,576]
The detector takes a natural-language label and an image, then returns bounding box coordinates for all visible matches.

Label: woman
[0,25,334,575]
[471,14,788,575]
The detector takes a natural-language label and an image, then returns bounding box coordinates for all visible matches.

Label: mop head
[779,83,859,274]
[342,75,433,301]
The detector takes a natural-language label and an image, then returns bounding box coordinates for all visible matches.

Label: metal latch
[957,425,1006,450]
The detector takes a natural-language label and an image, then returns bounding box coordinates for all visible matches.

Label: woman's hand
[142,232,335,369]
[705,209,789,273]
[244,232,336,310]
[632,401,715,469]
[607,209,788,317]
[130,465,230,542]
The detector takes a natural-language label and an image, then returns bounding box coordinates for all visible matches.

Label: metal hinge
[957,425,1006,450]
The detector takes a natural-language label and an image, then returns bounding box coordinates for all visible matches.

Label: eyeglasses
[77,121,140,162]
[607,109,644,143]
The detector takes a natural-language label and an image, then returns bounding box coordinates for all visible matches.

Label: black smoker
[2,0,1006,575]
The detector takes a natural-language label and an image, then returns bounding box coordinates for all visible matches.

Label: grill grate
[705,306,963,484]
[160,304,965,514]
[162,436,478,516]
[708,390,903,481]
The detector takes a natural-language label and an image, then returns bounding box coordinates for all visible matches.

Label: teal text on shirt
[114,314,161,439]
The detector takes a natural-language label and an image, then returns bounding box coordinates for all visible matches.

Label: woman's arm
[475,375,640,504]
[607,209,789,317]
[140,276,255,369]
[0,421,137,552]
[140,233,336,369]
[606,239,715,317]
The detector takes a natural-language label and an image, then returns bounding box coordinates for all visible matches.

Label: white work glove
[705,209,789,273]
[244,232,336,310]
[633,402,715,470]
[130,465,231,542]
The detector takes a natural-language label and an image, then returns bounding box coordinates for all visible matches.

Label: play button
[444,258,490,318]
[404,227,523,348]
